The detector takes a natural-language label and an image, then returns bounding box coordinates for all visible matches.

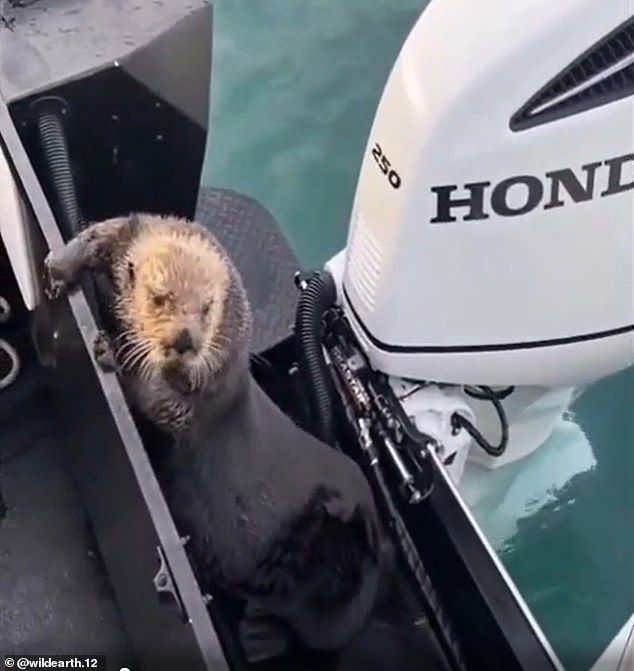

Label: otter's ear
[127,261,135,283]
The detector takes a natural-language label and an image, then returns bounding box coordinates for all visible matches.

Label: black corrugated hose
[36,110,85,235]
[294,269,337,446]
[34,100,109,327]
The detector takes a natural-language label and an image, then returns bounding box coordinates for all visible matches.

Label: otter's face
[121,235,230,393]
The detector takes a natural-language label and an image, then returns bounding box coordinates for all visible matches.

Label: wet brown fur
[116,226,231,381]
[43,213,252,434]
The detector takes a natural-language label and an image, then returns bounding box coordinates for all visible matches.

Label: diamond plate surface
[196,187,301,354]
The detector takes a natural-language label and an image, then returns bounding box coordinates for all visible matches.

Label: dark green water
[479,369,634,670]
[201,3,634,669]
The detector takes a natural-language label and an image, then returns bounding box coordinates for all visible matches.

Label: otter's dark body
[161,375,382,655]
[43,214,385,662]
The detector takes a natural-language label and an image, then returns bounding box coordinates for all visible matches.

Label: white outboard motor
[326,0,634,475]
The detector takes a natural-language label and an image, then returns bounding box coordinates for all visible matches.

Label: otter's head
[118,230,233,393]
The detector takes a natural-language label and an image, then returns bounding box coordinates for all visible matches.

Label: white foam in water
[460,416,596,551]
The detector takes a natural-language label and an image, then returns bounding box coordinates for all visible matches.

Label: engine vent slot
[511,17,634,131]
[346,214,382,312]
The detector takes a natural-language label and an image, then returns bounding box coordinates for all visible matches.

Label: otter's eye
[202,299,213,317]
[127,262,135,282]
[153,294,168,308]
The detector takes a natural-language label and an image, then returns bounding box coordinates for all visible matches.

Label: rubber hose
[36,112,84,235]
[295,270,337,446]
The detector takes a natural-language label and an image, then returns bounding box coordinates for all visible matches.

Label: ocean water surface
[201,3,634,670]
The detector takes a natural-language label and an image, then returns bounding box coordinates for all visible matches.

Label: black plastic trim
[342,285,634,354]
[511,16,634,131]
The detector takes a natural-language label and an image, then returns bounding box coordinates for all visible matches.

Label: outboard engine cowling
[334,0,634,388]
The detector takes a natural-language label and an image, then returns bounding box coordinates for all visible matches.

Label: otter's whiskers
[115,330,153,376]
[202,340,225,375]
[138,354,158,384]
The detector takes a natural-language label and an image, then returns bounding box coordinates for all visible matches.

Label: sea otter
[43,213,386,663]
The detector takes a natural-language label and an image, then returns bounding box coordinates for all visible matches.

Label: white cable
[0,295,10,324]
[0,338,20,390]
[0,294,19,389]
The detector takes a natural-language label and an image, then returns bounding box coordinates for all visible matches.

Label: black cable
[451,385,509,457]
[464,385,515,401]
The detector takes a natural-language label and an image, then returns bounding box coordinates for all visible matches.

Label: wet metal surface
[0,0,210,111]
[0,359,134,668]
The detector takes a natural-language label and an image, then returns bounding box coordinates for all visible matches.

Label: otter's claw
[43,250,73,300]
[93,330,117,372]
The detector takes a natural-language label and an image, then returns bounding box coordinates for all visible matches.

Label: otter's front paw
[163,363,194,395]
[43,249,74,300]
[93,330,117,372]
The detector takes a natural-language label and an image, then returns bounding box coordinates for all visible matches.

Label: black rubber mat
[0,358,134,670]
[196,187,301,354]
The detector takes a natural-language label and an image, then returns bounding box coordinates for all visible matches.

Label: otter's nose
[173,328,194,355]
